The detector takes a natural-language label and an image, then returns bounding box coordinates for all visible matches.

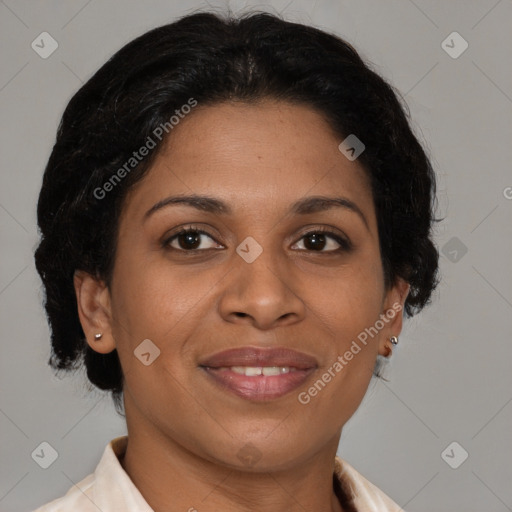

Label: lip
[199,346,317,401]
[199,346,318,369]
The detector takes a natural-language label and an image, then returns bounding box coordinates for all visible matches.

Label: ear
[378,277,410,357]
[73,270,116,354]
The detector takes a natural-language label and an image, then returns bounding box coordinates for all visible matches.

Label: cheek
[109,249,227,356]
[297,250,383,413]
[108,256,207,407]
[304,248,385,335]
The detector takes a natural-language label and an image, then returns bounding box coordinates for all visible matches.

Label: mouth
[199,347,317,401]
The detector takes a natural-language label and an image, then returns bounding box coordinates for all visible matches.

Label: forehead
[122,100,375,224]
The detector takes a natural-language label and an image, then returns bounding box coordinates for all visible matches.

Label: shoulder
[30,436,144,512]
[334,456,406,512]
[31,473,95,511]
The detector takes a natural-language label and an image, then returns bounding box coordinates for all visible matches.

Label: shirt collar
[93,436,153,511]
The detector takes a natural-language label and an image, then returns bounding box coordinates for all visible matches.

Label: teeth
[228,366,295,376]
[230,366,247,375]
[245,366,263,376]
[262,367,282,376]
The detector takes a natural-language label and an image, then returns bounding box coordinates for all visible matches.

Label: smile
[202,366,315,401]
[199,346,317,401]
[223,366,297,376]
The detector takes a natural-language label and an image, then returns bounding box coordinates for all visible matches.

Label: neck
[120,398,345,512]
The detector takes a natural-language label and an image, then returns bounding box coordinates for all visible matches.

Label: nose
[218,248,306,330]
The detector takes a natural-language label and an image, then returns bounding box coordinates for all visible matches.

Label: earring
[384,335,399,358]
[94,333,103,341]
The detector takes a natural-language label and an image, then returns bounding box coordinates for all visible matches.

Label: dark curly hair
[34,10,439,417]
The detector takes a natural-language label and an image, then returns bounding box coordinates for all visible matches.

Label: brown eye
[164,228,221,251]
[303,233,328,251]
[176,231,201,250]
[292,230,351,252]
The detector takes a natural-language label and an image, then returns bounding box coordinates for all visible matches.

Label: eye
[292,229,351,252]
[163,226,222,251]
[162,226,351,253]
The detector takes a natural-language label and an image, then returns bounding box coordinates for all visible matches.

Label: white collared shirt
[32,436,405,511]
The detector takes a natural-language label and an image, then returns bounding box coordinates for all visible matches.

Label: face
[76,99,408,471]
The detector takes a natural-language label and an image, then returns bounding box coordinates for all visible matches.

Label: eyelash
[162,224,352,254]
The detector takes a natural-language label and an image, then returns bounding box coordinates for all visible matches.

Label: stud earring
[390,335,398,345]
[94,333,103,341]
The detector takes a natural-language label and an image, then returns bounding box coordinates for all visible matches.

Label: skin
[74,99,409,512]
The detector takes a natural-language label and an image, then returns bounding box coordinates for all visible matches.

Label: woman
[33,10,439,512]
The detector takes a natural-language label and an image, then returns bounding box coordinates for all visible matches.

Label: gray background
[1,1,511,511]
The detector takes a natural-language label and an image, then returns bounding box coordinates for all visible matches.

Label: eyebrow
[144,194,369,229]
